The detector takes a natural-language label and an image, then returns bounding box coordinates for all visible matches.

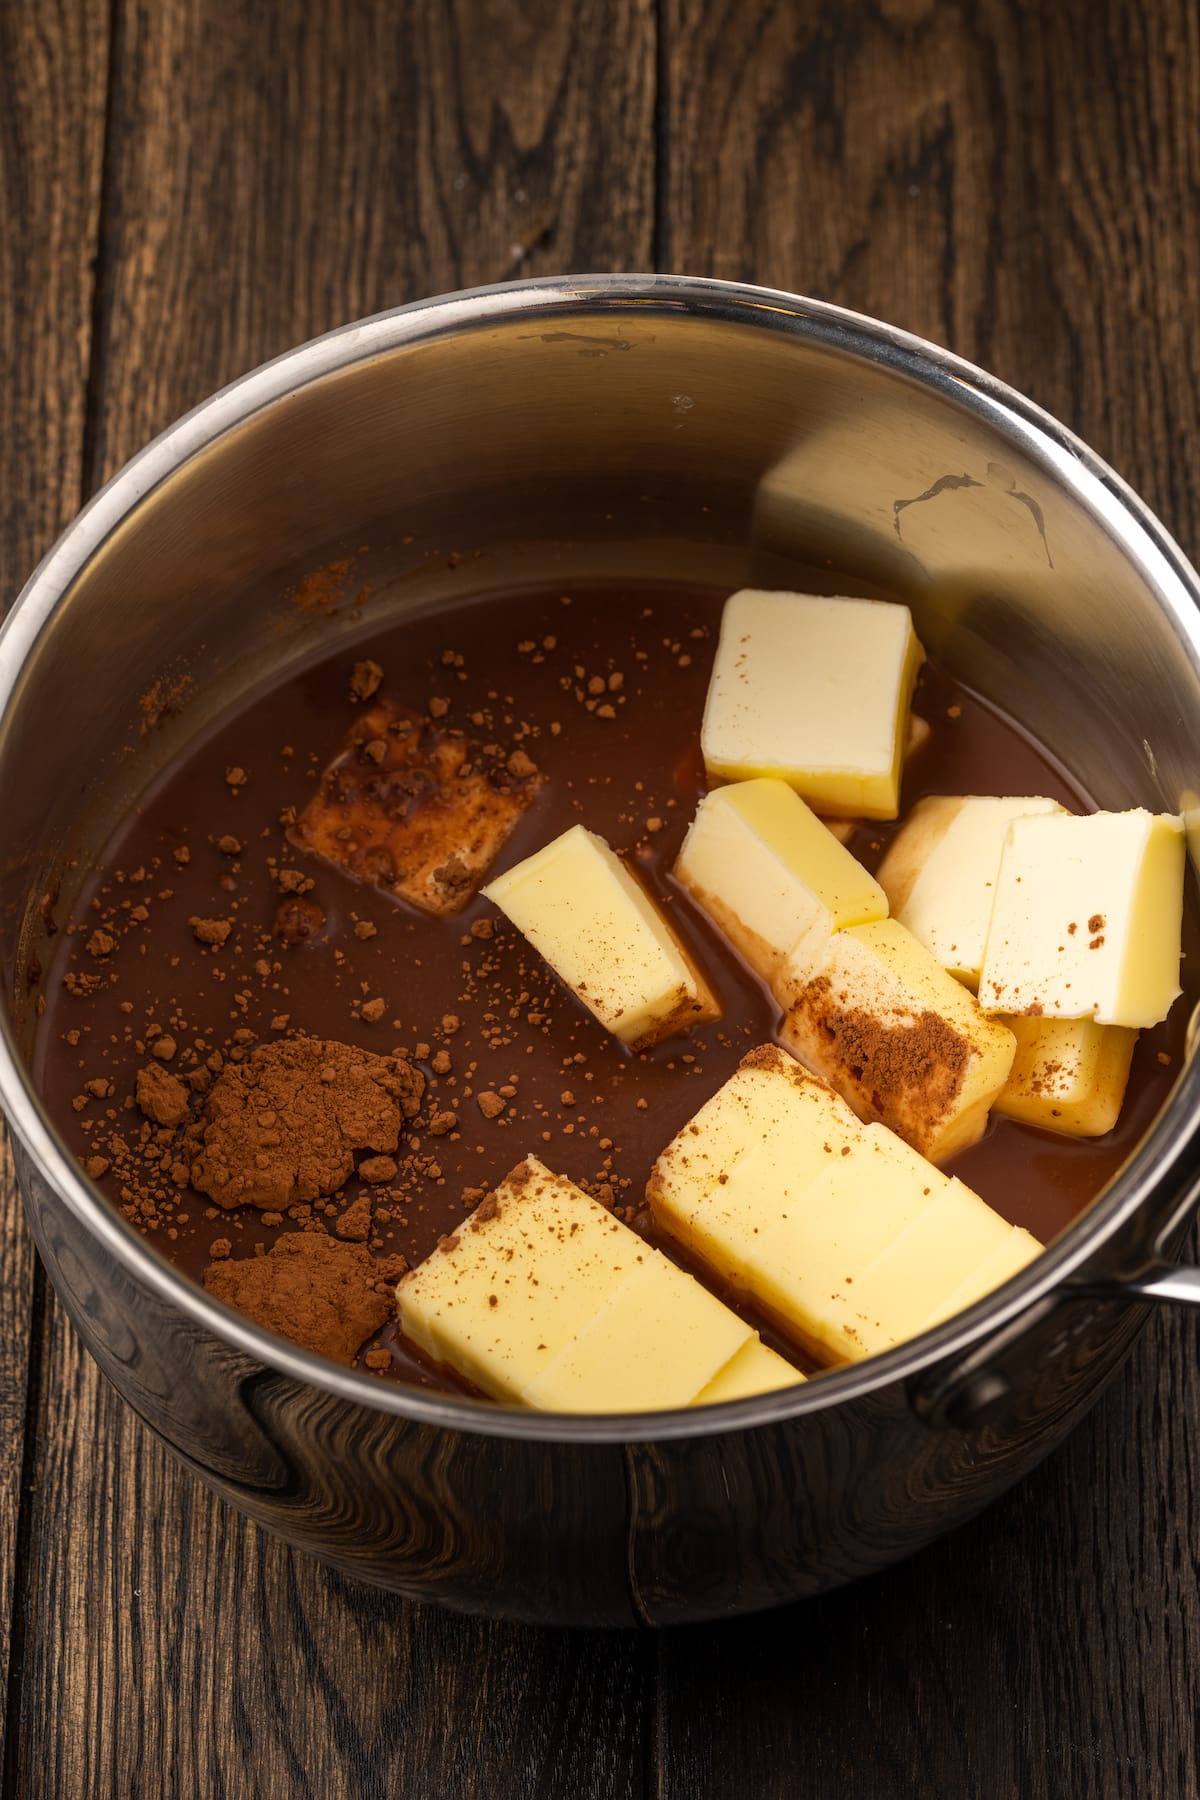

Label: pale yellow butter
[776,916,1017,1163]
[693,1337,801,1404]
[993,1014,1138,1136]
[674,778,887,981]
[647,1044,861,1288]
[483,824,719,1048]
[398,1157,803,1411]
[700,590,924,819]
[978,809,1184,1027]
[649,1048,1042,1366]
[522,1253,751,1412]
[877,794,1064,987]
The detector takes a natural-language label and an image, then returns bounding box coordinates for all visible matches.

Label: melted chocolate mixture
[34,584,1189,1390]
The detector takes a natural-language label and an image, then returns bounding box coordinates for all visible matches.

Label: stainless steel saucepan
[3,276,1199,1626]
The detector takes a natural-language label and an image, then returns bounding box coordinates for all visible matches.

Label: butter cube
[522,1254,750,1413]
[820,714,931,844]
[978,809,1185,1027]
[993,1015,1138,1136]
[675,779,887,981]
[649,1050,1042,1366]
[776,917,1017,1163]
[693,1337,801,1404]
[877,795,1064,987]
[700,589,924,819]
[649,1044,862,1289]
[397,1158,800,1411]
[483,825,719,1048]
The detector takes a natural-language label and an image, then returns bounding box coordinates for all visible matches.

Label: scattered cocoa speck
[469,919,494,940]
[83,1155,111,1179]
[645,817,663,834]
[506,749,538,779]
[1088,913,1105,933]
[560,1089,576,1106]
[274,897,326,944]
[442,1014,461,1036]
[476,1091,505,1120]
[364,1348,392,1372]
[428,696,450,718]
[335,1195,372,1241]
[190,916,232,946]
[84,1077,112,1099]
[359,1154,398,1184]
[225,766,248,788]
[429,1110,458,1136]
[136,1063,190,1127]
[217,835,243,856]
[947,704,962,719]
[209,1238,232,1259]
[86,929,116,958]
[173,846,191,865]
[363,737,388,764]
[350,659,384,702]
[151,1035,177,1062]
[360,997,387,1023]
[354,920,378,940]
[431,1049,452,1075]
[1158,1051,1173,1066]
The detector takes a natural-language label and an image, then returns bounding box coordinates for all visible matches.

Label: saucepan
[2,276,1200,1626]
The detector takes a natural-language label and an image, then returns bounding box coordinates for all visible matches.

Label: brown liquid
[34,584,1190,1390]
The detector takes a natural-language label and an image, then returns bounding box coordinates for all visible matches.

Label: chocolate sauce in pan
[34,584,1191,1392]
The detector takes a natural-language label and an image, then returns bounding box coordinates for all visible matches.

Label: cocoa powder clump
[136,1062,191,1127]
[190,1036,424,1210]
[203,1232,391,1365]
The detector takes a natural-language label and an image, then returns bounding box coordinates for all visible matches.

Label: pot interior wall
[3,300,1198,1051]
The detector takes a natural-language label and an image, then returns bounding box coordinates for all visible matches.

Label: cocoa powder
[204,1232,391,1364]
[191,1036,424,1210]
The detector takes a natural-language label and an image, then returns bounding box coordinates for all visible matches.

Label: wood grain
[661,0,1200,547]
[86,0,656,488]
[5,2,656,1795]
[0,0,110,1772]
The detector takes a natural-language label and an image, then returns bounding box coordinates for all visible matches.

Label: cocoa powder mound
[203,1232,391,1364]
[191,1036,424,1210]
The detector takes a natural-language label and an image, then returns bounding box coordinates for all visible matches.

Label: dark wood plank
[662,0,1200,543]
[86,0,657,485]
[0,0,111,1769]
[658,0,1200,1794]
[7,3,655,1796]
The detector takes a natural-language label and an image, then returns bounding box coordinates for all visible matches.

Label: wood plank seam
[0,0,119,1784]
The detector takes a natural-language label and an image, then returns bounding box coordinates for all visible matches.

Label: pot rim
[4,272,1200,1444]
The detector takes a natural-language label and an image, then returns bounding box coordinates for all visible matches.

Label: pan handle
[910,1169,1200,1429]
[1068,1258,1200,1308]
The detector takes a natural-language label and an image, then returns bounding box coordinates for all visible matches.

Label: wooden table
[3,3,1199,1793]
